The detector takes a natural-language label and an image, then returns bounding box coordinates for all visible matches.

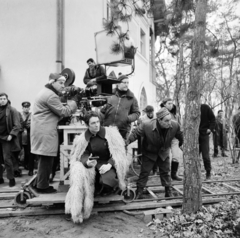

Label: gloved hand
[87,78,96,87]
[71,93,82,103]
[99,163,112,175]
[86,158,97,168]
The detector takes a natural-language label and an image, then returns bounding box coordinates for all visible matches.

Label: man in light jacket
[31,73,77,193]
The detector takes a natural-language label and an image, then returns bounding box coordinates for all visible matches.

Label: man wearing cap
[126,107,183,199]
[21,101,34,176]
[100,74,140,139]
[31,73,78,193]
[0,93,21,187]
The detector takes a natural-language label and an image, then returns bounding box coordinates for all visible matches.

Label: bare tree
[182,0,208,213]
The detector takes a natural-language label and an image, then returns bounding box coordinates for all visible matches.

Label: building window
[140,87,147,112]
[140,29,146,57]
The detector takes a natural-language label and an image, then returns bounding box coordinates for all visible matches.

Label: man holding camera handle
[31,73,78,193]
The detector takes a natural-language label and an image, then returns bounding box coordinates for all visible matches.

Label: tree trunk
[182,0,207,213]
[174,41,184,113]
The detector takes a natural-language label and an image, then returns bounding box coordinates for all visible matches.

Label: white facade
[0,0,157,112]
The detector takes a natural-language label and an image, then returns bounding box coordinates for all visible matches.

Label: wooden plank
[27,193,123,206]
[146,188,158,199]
[93,198,224,212]
[172,186,183,195]
[0,208,65,218]
[0,190,19,193]
[0,197,224,218]
[0,193,17,200]
[222,183,240,192]
[95,195,123,204]
[27,193,66,205]
[202,186,214,194]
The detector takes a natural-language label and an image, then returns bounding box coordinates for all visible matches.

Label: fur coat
[65,126,131,223]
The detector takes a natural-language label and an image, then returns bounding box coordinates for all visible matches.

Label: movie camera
[59,68,110,123]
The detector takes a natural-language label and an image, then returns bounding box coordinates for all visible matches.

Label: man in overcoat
[31,73,77,193]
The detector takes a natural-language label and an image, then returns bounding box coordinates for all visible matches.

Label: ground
[0,213,154,238]
[0,138,240,238]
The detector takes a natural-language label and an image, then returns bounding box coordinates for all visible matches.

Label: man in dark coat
[0,93,21,187]
[126,107,183,199]
[100,74,140,139]
[21,101,35,176]
[199,104,216,180]
[233,107,240,147]
[213,110,228,157]
[83,58,106,97]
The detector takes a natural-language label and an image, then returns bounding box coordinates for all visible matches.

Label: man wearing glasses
[100,74,140,139]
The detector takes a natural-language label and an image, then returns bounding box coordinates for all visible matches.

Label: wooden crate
[60,145,72,185]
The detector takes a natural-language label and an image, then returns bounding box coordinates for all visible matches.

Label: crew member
[126,107,183,199]
[31,73,78,193]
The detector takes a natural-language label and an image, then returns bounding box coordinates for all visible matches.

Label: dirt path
[0,212,155,238]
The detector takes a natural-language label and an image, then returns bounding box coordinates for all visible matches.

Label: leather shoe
[28,171,33,176]
[0,178,4,184]
[9,178,16,187]
[206,171,211,180]
[165,186,173,197]
[135,188,143,200]
[171,174,182,181]
[14,170,22,177]
[36,187,57,194]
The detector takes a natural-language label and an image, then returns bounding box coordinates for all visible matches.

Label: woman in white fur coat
[65,111,130,223]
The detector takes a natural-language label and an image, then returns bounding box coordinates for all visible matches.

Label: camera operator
[83,58,106,97]
[31,73,78,193]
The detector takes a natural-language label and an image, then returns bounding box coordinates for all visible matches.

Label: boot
[206,171,211,180]
[135,187,144,200]
[221,150,228,157]
[165,186,173,197]
[171,159,182,181]
[9,178,16,187]
[28,171,34,176]
[0,178,4,184]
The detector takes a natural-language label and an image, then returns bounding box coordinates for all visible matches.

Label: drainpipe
[56,0,64,73]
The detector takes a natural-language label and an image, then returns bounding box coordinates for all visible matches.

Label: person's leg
[1,141,15,186]
[0,143,4,183]
[170,139,182,181]
[23,145,29,169]
[157,156,172,197]
[199,134,211,179]
[36,155,54,190]
[136,155,155,198]
[1,141,14,180]
[213,133,218,157]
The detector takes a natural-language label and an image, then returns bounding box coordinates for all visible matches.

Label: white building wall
[64,0,103,88]
[0,0,156,112]
[0,0,56,110]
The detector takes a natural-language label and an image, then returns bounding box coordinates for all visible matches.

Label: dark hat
[49,73,63,81]
[160,97,172,107]
[143,105,154,113]
[118,74,128,82]
[156,107,170,119]
[22,101,31,107]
